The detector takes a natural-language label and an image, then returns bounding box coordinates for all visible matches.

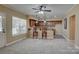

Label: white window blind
[12,16,27,36]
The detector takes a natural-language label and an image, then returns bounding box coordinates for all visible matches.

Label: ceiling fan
[32,5,52,13]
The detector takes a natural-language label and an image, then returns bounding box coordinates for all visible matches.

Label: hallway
[0,36,78,54]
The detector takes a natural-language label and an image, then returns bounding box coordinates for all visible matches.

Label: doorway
[69,15,76,40]
[0,16,6,47]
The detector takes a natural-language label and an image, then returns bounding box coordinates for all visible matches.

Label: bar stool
[42,31,47,39]
[33,31,38,39]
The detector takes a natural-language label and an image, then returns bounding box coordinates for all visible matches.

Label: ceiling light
[38,11,44,14]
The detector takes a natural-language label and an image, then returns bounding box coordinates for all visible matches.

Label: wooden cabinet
[29,19,62,39]
[29,19,36,27]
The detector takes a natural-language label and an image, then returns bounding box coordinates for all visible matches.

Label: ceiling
[3,4,73,20]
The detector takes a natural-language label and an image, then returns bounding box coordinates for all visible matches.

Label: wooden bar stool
[33,31,38,39]
[42,31,47,39]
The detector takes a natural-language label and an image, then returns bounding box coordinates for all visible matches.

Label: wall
[63,5,79,47]
[62,18,69,39]
[55,24,63,35]
[0,5,27,44]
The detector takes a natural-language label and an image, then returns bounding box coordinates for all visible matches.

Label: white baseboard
[6,37,26,46]
[62,34,70,40]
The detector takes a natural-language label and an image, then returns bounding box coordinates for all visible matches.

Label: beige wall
[55,24,63,35]
[0,5,27,44]
[63,5,79,46]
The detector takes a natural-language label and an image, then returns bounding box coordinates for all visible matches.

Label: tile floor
[0,35,79,54]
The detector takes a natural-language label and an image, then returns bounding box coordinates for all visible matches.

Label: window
[12,16,27,36]
[0,16,2,32]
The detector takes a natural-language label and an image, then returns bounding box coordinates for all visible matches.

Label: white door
[0,16,6,47]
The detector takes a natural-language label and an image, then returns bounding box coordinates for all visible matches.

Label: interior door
[0,16,6,47]
[69,15,75,40]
